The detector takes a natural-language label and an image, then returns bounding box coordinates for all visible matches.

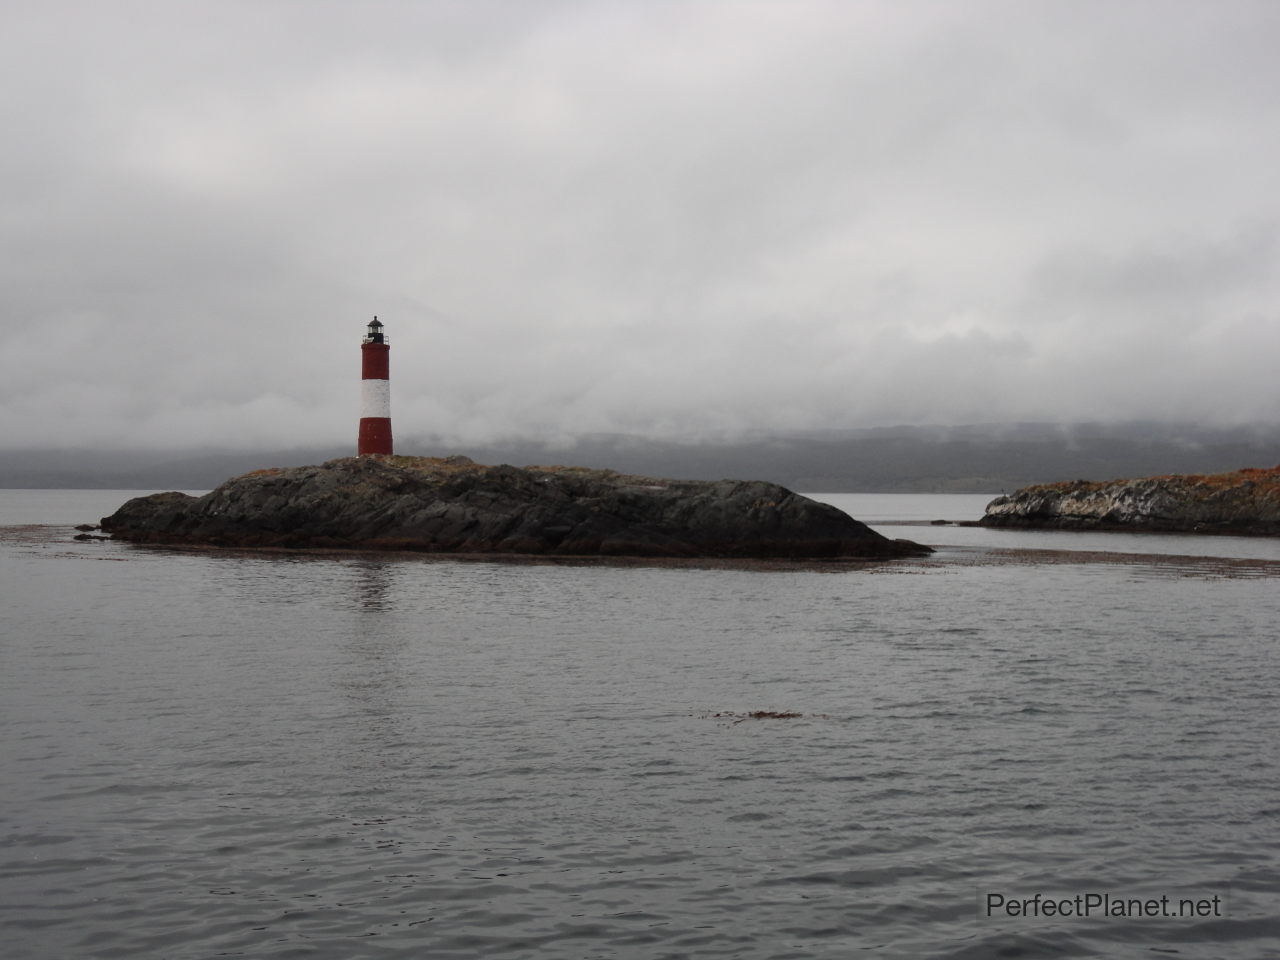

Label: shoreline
[9,522,1280,578]
[879,518,1280,538]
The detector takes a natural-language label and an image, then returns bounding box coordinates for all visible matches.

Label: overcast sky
[2,0,1278,451]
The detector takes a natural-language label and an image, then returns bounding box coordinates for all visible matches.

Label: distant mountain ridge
[4,421,1279,493]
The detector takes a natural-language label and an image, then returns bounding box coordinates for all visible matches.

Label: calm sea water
[2,490,1279,959]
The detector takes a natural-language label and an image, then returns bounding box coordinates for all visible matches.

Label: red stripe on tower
[358,317,393,456]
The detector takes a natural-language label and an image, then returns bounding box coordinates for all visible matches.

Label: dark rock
[930,519,951,525]
[980,466,1280,535]
[101,456,932,560]
[74,523,99,531]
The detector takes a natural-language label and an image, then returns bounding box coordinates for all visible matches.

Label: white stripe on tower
[358,316,393,457]
[361,379,390,419]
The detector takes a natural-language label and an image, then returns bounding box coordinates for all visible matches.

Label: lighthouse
[358,317,393,456]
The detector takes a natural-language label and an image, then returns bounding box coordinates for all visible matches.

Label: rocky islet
[101,455,932,560]
[981,466,1280,535]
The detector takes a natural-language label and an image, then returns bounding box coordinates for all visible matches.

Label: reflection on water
[355,559,393,611]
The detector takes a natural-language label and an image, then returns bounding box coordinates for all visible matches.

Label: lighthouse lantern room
[358,316,393,456]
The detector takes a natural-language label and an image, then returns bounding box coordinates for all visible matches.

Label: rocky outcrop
[101,455,931,559]
[981,466,1280,534]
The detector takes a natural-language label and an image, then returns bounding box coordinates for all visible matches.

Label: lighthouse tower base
[358,417,393,457]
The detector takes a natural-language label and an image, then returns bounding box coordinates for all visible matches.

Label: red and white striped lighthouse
[358,317,393,456]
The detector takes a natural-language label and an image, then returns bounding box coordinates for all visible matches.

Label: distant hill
[3,422,1278,493]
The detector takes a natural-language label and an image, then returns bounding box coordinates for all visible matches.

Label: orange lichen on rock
[1021,466,1280,496]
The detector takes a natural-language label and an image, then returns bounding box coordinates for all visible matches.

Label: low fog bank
[4,422,1278,494]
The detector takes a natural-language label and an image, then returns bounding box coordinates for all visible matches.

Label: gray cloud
[2,0,1278,450]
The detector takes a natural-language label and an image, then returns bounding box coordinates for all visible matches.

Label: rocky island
[981,466,1280,535]
[101,455,931,560]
